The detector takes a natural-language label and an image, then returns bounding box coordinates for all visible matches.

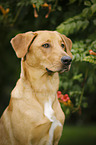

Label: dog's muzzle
[46,56,72,73]
[60,56,72,72]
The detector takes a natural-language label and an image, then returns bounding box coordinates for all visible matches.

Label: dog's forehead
[34,31,62,42]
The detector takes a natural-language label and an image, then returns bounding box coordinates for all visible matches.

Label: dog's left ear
[61,35,72,58]
[10,32,37,58]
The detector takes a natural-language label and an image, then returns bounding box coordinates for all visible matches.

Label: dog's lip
[46,68,53,73]
[46,66,69,73]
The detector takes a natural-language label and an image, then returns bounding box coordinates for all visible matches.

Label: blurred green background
[0,0,96,145]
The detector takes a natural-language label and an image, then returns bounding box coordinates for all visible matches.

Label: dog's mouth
[46,65,70,74]
[46,68,54,73]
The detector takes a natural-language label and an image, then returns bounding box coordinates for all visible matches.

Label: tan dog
[0,30,72,145]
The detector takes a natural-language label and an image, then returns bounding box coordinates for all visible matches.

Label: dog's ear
[10,32,37,58]
[61,35,72,58]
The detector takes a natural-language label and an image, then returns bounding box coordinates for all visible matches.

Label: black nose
[61,56,72,65]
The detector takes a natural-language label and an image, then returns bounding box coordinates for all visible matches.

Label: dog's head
[11,31,72,73]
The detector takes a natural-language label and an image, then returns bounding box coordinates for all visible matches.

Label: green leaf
[65,108,70,115]
[76,20,83,31]
[82,102,88,108]
[82,19,89,30]
[82,8,90,17]
[84,1,91,6]
[91,0,96,4]
[69,0,77,4]
[73,74,83,81]
[93,19,96,25]
[91,3,96,14]
[57,6,62,11]
[69,91,81,96]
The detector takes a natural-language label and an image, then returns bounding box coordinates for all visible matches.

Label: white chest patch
[44,98,55,122]
[44,98,62,145]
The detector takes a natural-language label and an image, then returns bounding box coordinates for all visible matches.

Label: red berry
[57,91,61,95]
[61,94,70,102]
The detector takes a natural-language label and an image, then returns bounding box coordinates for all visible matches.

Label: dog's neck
[20,60,59,103]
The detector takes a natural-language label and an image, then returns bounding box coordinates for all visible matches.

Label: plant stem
[13,6,23,24]
[72,68,88,113]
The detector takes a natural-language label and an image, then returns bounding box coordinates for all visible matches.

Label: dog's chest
[44,98,62,144]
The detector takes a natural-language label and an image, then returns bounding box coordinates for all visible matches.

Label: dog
[0,30,72,145]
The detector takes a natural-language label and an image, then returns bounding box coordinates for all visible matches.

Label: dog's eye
[42,43,50,48]
[61,43,65,48]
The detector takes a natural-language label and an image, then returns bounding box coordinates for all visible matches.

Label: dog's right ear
[61,34,72,58]
[10,32,37,58]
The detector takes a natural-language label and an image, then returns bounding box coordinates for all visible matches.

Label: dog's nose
[61,56,72,65]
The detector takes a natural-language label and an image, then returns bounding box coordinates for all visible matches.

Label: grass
[59,125,96,145]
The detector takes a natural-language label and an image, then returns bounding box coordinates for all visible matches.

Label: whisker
[47,63,61,69]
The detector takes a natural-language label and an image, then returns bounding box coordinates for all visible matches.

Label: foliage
[56,0,96,120]
[0,0,96,124]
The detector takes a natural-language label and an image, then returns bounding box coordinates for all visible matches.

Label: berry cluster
[57,91,72,106]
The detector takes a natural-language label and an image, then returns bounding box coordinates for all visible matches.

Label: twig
[12,6,23,24]
[72,68,88,113]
